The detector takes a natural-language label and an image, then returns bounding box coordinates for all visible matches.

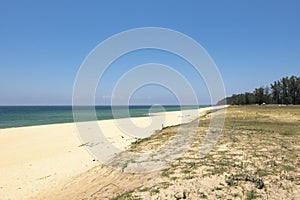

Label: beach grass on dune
[112,105,300,199]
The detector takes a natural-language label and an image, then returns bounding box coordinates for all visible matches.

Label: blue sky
[0,0,299,105]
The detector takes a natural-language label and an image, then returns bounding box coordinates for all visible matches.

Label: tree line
[217,75,300,105]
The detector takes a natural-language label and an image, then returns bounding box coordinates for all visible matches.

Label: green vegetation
[218,75,300,105]
[111,106,300,199]
[111,190,142,200]
[246,190,257,200]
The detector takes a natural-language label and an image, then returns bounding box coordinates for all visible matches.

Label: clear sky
[0,0,299,105]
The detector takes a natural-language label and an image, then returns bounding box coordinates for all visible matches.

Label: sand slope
[0,106,225,199]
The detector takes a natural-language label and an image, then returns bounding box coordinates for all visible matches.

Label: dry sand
[0,106,224,200]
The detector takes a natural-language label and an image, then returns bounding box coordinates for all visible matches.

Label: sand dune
[0,106,226,199]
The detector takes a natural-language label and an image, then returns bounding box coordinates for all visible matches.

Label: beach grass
[112,105,300,199]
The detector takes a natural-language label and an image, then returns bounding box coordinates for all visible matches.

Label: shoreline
[0,105,209,129]
[0,105,227,200]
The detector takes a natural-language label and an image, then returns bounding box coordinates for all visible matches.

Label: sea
[0,105,208,129]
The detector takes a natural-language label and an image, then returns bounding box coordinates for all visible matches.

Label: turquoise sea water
[0,105,208,129]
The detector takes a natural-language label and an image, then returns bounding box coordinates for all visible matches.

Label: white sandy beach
[0,106,225,199]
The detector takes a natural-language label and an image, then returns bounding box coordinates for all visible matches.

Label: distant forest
[218,75,300,105]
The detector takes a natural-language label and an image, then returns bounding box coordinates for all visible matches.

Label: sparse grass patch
[138,187,150,192]
[246,190,257,200]
[209,166,227,175]
[110,106,300,200]
[159,181,172,189]
[255,169,268,177]
[181,168,192,174]
[111,190,142,200]
[279,164,296,172]
[149,188,160,195]
[161,168,174,178]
